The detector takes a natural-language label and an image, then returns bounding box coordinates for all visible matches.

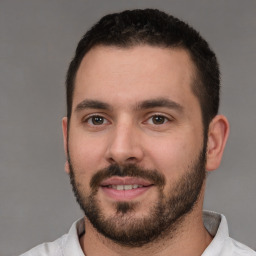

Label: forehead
[74,45,198,111]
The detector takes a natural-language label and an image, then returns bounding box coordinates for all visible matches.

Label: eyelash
[84,115,110,126]
[146,114,170,125]
[83,113,172,127]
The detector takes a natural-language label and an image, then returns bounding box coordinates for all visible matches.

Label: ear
[206,115,229,171]
[62,117,70,174]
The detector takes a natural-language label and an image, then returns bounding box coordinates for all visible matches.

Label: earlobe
[205,115,229,171]
[62,117,70,174]
[65,161,70,174]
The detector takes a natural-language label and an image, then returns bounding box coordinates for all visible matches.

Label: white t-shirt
[20,211,256,256]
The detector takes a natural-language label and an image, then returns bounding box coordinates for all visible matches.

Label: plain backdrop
[0,1,255,255]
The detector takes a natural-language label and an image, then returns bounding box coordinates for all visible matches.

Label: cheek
[68,134,107,178]
[145,133,199,179]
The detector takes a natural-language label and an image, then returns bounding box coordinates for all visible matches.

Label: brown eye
[87,116,107,125]
[151,115,167,125]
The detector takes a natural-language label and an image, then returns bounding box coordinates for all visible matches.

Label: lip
[100,177,154,201]
[100,177,153,186]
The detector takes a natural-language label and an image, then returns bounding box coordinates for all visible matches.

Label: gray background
[1,0,255,255]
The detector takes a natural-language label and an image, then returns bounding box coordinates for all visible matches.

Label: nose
[105,121,144,165]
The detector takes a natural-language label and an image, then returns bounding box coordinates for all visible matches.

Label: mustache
[90,164,166,190]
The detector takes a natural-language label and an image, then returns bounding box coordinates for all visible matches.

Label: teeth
[124,185,132,190]
[108,184,143,190]
[117,185,124,190]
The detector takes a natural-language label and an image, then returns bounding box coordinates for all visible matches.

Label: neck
[80,207,212,256]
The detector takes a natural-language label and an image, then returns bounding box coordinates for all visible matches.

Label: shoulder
[19,234,68,256]
[222,237,256,256]
[19,218,85,256]
[203,235,255,256]
[203,211,255,256]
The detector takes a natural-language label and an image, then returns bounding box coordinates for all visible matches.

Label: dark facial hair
[68,145,206,247]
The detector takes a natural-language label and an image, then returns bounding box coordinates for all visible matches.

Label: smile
[104,184,144,190]
[100,177,154,201]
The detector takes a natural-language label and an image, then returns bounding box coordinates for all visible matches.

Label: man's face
[63,46,207,246]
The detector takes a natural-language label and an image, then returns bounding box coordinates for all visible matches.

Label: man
[21,9,255,256]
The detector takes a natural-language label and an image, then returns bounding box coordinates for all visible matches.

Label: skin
[62,45,229,256]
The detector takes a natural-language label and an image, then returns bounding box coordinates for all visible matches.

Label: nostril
[107,156,138,165]
[108,157,116,164]
[127,157,137,161]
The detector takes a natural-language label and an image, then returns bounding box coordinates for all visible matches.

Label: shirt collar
[202,210,229,255]
[63,218,85,256]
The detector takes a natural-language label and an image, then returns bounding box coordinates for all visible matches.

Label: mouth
[100,177,154,201]
[104,184,145,190]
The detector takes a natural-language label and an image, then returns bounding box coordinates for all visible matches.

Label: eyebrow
[75,97,183,113]
[135,98,183,112]
[75,99,112,112]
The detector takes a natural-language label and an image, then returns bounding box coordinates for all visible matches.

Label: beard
[68,145,206,247]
